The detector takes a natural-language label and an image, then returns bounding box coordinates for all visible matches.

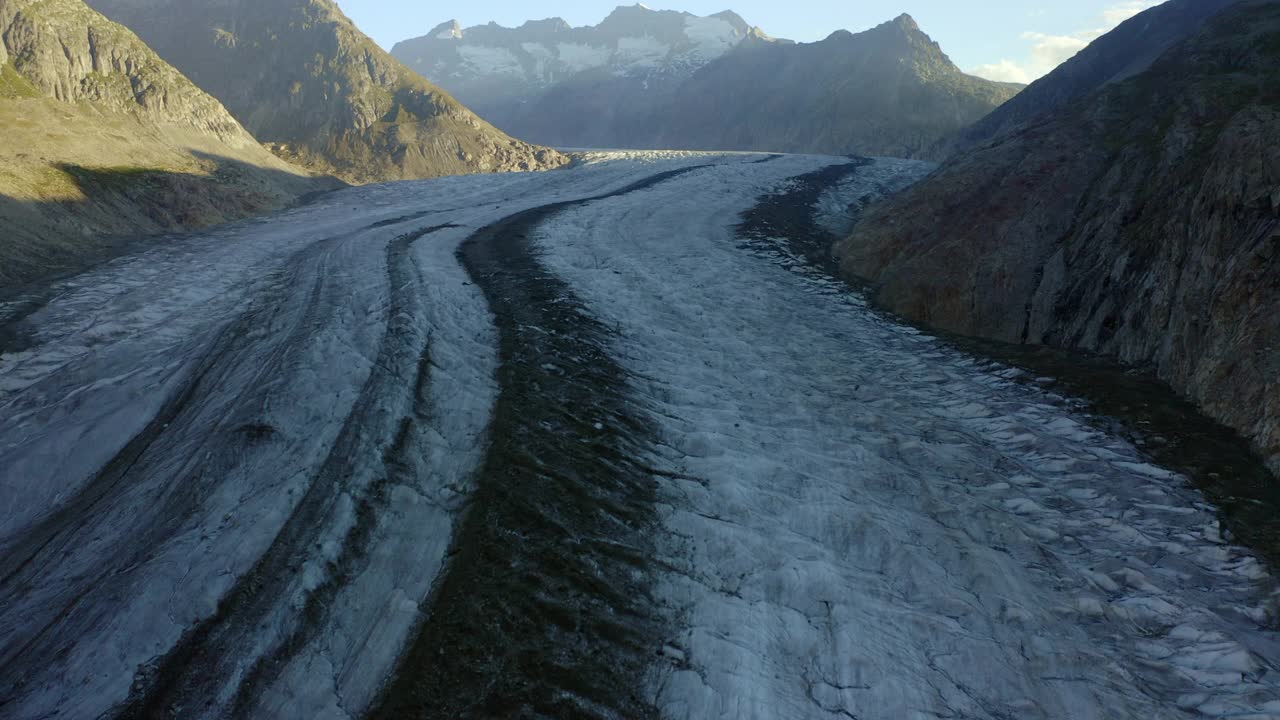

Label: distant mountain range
[393,7,1022,158]
[0,0,336,287]
[84,0,569,184]
[394,6,769,121]
[838,0,1280,475]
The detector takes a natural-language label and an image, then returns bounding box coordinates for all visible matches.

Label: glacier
[0,152,1276,719]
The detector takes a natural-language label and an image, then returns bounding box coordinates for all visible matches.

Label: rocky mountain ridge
[837,0,1280,474]
[395,8,1021,158]
[391,4,772,132]
[85,0,569,183]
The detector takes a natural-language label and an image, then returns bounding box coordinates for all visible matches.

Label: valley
[1,153,1277,719]
[1,0,1278,717]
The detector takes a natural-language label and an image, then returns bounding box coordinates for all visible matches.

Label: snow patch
[682,16,741,61]
[456,44,523,75]
[615,35,670,69]
[520,41,552,60]
[556,42,611,73]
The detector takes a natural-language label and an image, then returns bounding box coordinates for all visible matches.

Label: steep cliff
[394,9,1020,158]
[0,0,335,288]
[836,0,1280,474]
[84,0,568,183]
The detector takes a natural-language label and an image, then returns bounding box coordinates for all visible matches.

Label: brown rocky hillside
[0,0,337,288]
[837,0,1280,474]
[85,0,569,183]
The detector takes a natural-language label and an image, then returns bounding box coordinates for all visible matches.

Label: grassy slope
[0,0,338,290]
[0,95,334,288]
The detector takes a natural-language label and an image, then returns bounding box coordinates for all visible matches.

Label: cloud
[1102,1,1161,25]
[969,58,1036,84]
[969,1,1160,83]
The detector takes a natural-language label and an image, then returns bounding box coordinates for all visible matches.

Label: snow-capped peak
[431,20,463,40]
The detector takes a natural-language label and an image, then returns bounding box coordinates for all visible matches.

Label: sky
[336,0,1163,84]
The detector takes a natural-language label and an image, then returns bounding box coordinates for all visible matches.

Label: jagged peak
[858,13,956,70]
[519,17,571,33]
[414,7,763,44]
[813,15,953,69]
[429,19,462,40]
[864,13,946,50]
[597,3,699,35]
[604,3,659,20]
[865,13,925,38]
[710,10,752,34]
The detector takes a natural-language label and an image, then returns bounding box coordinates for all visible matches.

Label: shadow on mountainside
[0,152,344,295]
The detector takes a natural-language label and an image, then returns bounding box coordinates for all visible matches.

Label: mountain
[836,0,1280,474]
[391,5,770,138]
[393,8,1021,158]
[936,0,1241,155]
[0,0,336,288]
[644,15,1023,158]
[83,0,569,184]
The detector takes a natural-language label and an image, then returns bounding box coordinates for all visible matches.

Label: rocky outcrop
[0,0,337,289]
[84,0,568,183]
[1,0,249,140]
[836,0,1280,474]
[394,8,1021,158]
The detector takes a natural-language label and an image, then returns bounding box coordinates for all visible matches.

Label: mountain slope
[836,0,1280,474]
[0,0,335,288]
[84,0,568,183]
[647,15,1023,158]
[395,9,1020,158]
[937,0,1240,155]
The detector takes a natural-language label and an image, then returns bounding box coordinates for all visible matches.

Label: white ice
[812,157,936,237]
[456,44,524,76]
[4,151,1277,719]
[555,42,613,73]
[533,155,1280,719]
[0,152,737,720]
[615,35,672,69]
[682,16,741,61]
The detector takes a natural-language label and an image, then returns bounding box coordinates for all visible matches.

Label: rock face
[0,0,336,288]
[84,0,569,183]
[836,0,1280,474]
[394,9,1021,158]
[1,0,244,137]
